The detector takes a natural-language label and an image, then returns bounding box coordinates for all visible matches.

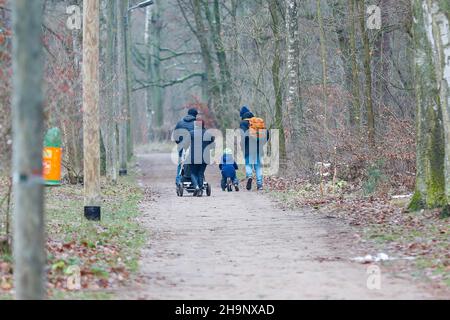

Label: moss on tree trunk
[409,0,447,210]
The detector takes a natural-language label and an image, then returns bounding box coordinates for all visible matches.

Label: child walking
[219,149,240,192]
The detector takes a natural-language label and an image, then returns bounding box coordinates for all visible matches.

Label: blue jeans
[245,154,263,187]
[191,164,207,189]
[221,172,239,190]
[176,149,183,186]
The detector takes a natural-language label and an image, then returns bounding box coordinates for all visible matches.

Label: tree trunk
[317,0,329,136]
[103,0,117,183]
[375,0,392,111]
[124,0,134,158]
[428,0,450,205]
[63,0,84,184]
[269,0,287,170]
[144,5,153,140]
[150,0,164,138]
[116,0,128,174]
[409,0,446,210]
[348,0,361,128]
[204,0,233,128]
[286,0,303,158]
[358,0,375,147]
[331,0,355,127]
[192,0,220,125]
[230,0,239,96]
[11,0,46,300]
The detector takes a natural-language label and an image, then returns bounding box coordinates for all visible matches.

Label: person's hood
[222,154,234,163]
[241,111,254,119]
[183,115,196,122]
[240,106,250,118]
[187,108,198,117]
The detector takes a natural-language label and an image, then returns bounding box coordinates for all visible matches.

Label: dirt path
[120,153,434,300]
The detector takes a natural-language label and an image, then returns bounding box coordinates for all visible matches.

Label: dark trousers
[221,172,239,190]
[190,164,207,189]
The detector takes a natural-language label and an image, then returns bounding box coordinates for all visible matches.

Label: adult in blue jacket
[173,108,198,186]
[239,106,269,191]
[185,121,215,197]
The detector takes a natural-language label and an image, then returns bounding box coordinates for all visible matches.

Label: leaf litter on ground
[265,176,450,292]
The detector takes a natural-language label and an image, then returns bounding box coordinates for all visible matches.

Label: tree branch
[133,72,205,91]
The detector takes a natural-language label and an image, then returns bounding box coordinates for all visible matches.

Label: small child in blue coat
[219,148,240,191]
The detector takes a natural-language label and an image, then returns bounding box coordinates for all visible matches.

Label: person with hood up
[219,148,240,191]
[173,108,198,186]
[239,106,269,191]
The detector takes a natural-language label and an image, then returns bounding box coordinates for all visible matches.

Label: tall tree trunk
[331,0,354,127]
[103,0,117,183]
[428,0,450,206]
[83,0,101,213]
[269,0,287,170]
[112,0,120,182]
[124,0,134,158]
[116,0,128,174]
[150,0,164,138]
[204,0,233,128]
[409,0,446,210]
[358,0,375,146]
[317,0,329,136]
[62,0,83,184]
[286,0,303,158]
[11,0,45,300]
[144,5,153,140]
[377,0,392,111]
[230,0,239,96]
[192,0,220,125]
[348,0,361,128]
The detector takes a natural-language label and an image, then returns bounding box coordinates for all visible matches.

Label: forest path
[120,152,433,300]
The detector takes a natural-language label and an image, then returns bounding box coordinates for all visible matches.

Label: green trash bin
[42,128,62,186]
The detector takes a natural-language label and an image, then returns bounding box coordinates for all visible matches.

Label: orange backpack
[244,117,267,139]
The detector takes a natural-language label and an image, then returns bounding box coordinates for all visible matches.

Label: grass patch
[0,168,148,300]
[364,212,449,289]
[46,176,146,270]
[49,290,114,300]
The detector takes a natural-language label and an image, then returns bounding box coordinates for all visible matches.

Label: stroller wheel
[206,184,212,197]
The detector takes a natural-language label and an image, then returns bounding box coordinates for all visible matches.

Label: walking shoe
[246,177,253,191]
[257,185,263,191]
[197,189,203,197]
[234,183,240,192]
[193,187,200,197]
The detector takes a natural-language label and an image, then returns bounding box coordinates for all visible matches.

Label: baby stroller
[176,150,212,197]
